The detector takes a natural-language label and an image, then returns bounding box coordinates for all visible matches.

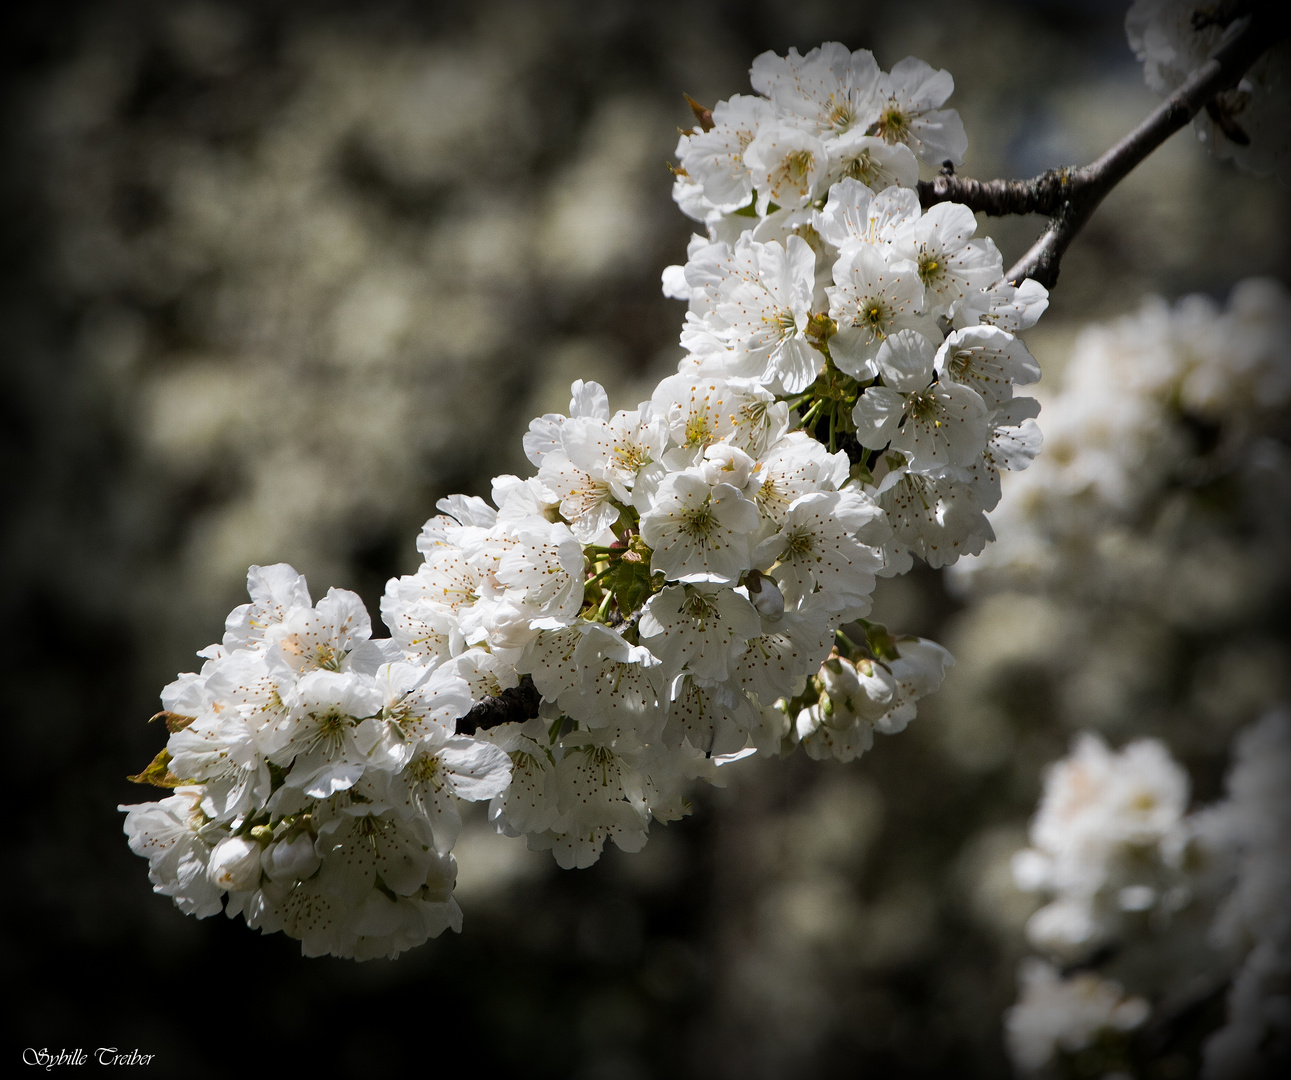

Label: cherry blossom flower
[853,329,990,473]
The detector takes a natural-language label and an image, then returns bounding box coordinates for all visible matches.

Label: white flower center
[682,591,720,629]
[917,250,944,285]
[680,500,718,541]
[843,149,876,183]
[859,297,891,332]
[875,101,910,143]
[782,526,815,560]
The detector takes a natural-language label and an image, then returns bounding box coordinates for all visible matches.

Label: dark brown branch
[456,673,542,735]
[916,6,1280,288]
[1009,9,1276,287]
[918,170,1072,216]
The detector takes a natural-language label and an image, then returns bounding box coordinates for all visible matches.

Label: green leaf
[128,749,184,788]
[612,558,654,616]
[863,620,902,662]
[848,460,874,486]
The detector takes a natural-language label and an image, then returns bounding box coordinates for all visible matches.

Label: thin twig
[915,7,1280,288]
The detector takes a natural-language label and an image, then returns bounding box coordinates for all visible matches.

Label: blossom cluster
[1011,732,1195,963]
[1006,717,1291,1077]
[1127,0,1290,182]
[1005,957,1150,1074]
[934,277,1290,1074]
[666,42,1049,572]
[122,41,1048,959]
[954,278,1291,608]
[1191,710,1291,1079]
[120,564,508,959]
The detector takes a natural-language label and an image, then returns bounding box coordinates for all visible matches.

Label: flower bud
[700,443,756,491]
[744,570,785,618]
[852,662,897,723]
[262,832,321,885]
[424,850,458,904]
[795,704,823,740]
[481,600,539,651]
[817,662,857,729]
[207,836,263,893]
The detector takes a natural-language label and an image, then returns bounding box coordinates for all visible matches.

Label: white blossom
[826,132,919,191]
[222,563,313,653]
[751,42,882,139]
[262,832,321,885]
[639,469,760,585]
[935,325,1041,411]
[639,584,762,683]
[207,836,263,893]
[120,36,1049,964]
[744,125,829,214]
[754,490,887,613]
[483,719,561,838]
[120,787,223,918]
[678,94,773,211]
[1012,732,1192,960]
[889,201,1003,320]
[827,244,936,379]
[870,56,968,166]
[1005,958,1149,1073]
[853,329,990,474]
[713,236,821,392]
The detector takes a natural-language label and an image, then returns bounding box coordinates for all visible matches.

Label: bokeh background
[4,0,1286,1076]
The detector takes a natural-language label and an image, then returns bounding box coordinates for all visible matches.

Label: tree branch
[916,7,1280,288]
[456,673,542,735]
[918,169,1072,217]
[410,14,1285,739]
